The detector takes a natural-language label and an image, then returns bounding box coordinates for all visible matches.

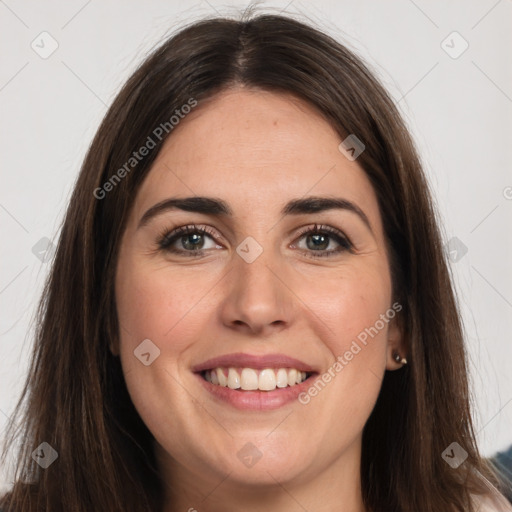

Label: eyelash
[156,223,353,258]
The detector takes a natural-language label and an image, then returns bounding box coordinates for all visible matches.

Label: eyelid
[156,224,222,250]
[293,223,352,244]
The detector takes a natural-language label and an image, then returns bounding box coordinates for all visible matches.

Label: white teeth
[204,367,309,391]
[276,368,288,388]
[258,369,276,391]
[216,368,227,387]
[227,368,241,389]
[240,368,258,390]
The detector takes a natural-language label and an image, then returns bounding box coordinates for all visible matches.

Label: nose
[218,247,297,337]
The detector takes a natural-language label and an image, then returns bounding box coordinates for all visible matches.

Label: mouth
[191,352,320,410]
[199,367,315,391]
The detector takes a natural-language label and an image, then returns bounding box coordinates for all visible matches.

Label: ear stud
[393,352,408,365]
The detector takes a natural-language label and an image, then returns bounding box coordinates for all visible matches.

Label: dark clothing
[490,445,512,503]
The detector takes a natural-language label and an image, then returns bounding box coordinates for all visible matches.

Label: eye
[156,224,222,256]
[291,223,353,258]
[156,223,353,258]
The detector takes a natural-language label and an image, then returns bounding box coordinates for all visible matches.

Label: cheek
[305,261,392,358]
[114,253,227,430]
[329,288,389,363]
[114,256,218,440]
[296,263,392,426]
[115,258,217,355]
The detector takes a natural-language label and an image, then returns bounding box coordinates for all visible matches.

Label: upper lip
[191,352,317,373]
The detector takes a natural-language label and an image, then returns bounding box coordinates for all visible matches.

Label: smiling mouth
[200,367,315,392]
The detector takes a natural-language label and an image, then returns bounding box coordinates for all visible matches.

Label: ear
[385,310,407,371]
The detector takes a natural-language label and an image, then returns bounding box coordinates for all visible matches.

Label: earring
[393,351,408,365]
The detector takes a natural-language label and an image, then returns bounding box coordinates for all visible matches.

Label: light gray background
[1,0,511,491]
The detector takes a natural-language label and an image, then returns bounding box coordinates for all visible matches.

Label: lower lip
[194,372,318,410]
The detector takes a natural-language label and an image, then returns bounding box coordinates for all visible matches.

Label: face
[115,88,403,493]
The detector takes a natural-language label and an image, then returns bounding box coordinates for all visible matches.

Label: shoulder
[471,490,512,512]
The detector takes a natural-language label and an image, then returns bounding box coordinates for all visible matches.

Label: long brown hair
[0,12,502,512]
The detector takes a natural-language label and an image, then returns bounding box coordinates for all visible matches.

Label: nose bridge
[236,238,284,305]
[219,235,294,333]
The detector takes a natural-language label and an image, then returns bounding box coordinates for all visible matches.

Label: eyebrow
[137,195,373,234]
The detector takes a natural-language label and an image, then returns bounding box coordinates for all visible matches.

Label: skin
[114,88,405,512]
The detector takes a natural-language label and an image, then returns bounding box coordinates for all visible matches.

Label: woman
[1,12,510,512]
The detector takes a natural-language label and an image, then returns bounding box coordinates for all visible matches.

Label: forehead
[131,88,382,230]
